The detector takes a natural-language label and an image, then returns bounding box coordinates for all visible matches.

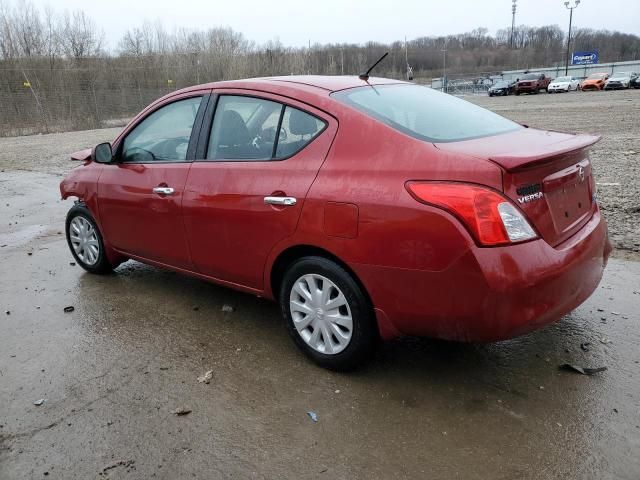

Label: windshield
[611,72,630,78]
[521,74,538,80]
[332,84,521,143]
[493,81,509,88]
[554,77,571,82]
[587,74,606,80]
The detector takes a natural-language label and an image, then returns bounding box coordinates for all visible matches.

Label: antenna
[359,52,389,81]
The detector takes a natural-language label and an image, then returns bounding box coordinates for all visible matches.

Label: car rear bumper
[354,209,611,342]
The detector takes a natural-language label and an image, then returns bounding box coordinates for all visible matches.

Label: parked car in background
[548,76,581,93]
[515,73,552,95]
[60,76,611,370]
[488,80,516,96]
[604,72,638,90]
[632,75,640,89]
[581,73,609,91]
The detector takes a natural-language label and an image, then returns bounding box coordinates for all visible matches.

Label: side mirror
[92,142,113,163]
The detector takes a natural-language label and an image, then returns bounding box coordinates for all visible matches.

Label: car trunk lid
[434,128,600,246]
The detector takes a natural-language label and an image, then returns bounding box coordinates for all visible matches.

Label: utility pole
[510,0,517,48]
[405,36,408,65]
[442,43,447,93]
[564,0,580,75]
[404,36,410,80]
[340,47,344,75]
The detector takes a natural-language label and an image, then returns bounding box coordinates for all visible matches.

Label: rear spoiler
[489,134,600,172]
[71,148,92,162]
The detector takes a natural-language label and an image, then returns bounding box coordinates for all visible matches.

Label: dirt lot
[1,89,640,479]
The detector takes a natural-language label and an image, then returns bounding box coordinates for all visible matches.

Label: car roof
[175,75,407,96]
[143,76,411,120]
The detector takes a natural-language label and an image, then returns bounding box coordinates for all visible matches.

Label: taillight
[406,182,537,246]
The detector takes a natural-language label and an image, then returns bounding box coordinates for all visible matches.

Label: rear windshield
[520,74,539,80]
[332,84,521,143]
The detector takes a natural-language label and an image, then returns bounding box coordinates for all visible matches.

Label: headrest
[219,110,250,145]
[289,109,319,136]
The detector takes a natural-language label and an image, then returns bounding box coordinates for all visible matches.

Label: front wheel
[65,205,113,274]
[279,256,378,370]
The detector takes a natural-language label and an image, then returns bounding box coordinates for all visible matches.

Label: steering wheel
[123,147,156,162]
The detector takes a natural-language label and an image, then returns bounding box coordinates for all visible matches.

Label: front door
[182,92,337,289]
[98,93,208,269]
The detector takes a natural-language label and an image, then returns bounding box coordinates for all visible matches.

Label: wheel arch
[269,244,372,308]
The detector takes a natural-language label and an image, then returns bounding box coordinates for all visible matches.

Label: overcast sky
[28,0,640,49]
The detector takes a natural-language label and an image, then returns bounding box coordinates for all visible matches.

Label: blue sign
[572,51,599,65]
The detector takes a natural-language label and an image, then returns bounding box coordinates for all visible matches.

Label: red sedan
[60,76,611,370]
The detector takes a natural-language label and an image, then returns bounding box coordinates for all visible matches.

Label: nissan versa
[60,75,612,370]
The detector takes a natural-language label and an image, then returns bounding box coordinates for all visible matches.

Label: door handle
[264,196,297,206]
[153,187,175,195]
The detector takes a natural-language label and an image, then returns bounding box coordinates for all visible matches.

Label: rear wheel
[65,205,113,274]
[279,256,378,370]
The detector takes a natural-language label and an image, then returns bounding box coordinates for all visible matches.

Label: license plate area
[543,160,593,235]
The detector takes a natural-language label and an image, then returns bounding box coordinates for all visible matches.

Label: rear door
[182,91,337,289]
[98,91,210,269]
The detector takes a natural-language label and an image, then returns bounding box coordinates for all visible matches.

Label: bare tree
[59,10,103,59]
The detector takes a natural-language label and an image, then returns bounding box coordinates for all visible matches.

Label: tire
[65,204,113,274]
[279,256,378,371]
[515,91,520,96]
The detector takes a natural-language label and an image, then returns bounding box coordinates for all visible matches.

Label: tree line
[1,0,639,135]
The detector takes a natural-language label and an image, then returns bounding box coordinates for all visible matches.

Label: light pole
[511,0,517,49]
[564,0,580,75]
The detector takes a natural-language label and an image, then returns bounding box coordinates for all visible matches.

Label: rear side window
[206,95,326,161]
[207,96,281,160]
[275,107,325,159]
[332,84,520,143]
[123,96,202,162]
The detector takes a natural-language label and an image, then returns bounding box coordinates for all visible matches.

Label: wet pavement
[1,171,640,479]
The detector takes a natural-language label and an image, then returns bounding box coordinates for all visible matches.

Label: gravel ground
[0,88,638,253]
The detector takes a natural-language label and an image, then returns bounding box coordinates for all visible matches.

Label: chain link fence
[0,66,187,136]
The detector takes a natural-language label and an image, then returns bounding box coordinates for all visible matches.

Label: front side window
[332,84,521,143]
[207,96,326,161]
[122,96,202,162]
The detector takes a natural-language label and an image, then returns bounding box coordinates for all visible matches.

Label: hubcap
[69,216,99,266]
[289,274,353,355]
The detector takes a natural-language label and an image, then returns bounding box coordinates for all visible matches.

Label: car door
[182,91,337,289]
[97,91,210,269]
